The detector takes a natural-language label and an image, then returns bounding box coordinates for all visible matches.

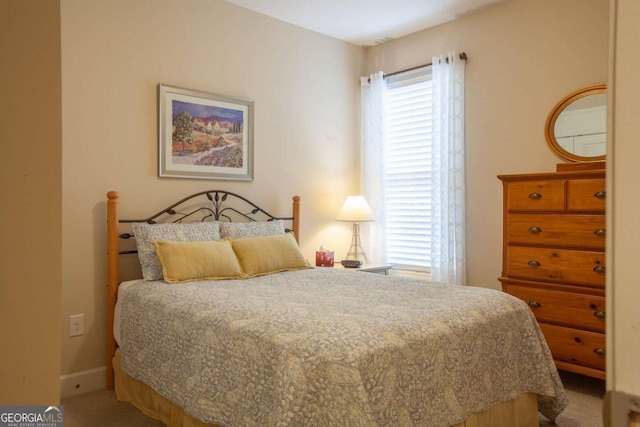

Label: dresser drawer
[567,179,606,212]
[507,214,605,249]
[504,284,605,332]
[506,246,605,286]
[539,323,605,371]
[506,180,565,211]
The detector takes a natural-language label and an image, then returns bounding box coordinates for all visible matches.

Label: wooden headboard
[105,190,301,389]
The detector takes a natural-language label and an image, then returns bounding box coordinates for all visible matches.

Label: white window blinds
[384,66,433,270]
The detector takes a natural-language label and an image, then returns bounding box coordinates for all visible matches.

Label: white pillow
[132,222,221,281]
[219,220,284,239]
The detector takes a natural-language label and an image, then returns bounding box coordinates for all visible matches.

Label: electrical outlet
[69,314,84,337]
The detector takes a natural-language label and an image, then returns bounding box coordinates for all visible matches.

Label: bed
[106,190,567,427]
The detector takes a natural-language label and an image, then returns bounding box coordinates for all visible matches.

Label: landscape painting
[158,84,254,181]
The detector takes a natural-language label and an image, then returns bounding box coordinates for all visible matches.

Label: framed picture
[158,84,254,181]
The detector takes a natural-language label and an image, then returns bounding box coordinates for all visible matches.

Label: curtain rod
[383,52,467,79]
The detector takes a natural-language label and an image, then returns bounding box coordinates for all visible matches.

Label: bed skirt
[113,350,539,427]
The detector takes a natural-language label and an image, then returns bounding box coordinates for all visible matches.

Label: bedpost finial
[108,191,119,200]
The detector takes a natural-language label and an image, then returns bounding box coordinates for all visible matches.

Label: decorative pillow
[132,222,221,281]
[154,239,242,283]
[219,220,285,239]
[231,233,309,278]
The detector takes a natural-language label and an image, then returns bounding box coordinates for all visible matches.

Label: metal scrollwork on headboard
[123,190,292,226]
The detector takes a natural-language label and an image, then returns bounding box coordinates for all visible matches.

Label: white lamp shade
[336,196,375,222]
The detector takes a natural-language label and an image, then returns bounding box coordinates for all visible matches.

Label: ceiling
[223,0,509,47]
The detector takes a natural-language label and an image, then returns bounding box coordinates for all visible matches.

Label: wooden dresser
[498,166,606,379]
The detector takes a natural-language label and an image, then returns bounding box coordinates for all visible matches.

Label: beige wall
[609,0,640,404]
[0,1,63,404]
[60,0,363,378]
[363,0,609,289]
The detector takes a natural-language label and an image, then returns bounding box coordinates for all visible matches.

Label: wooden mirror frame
[545,83,607,162]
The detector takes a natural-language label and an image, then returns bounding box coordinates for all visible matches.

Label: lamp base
[345,223,368,263]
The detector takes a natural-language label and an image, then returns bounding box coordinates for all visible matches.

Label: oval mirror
[545,83,607,162]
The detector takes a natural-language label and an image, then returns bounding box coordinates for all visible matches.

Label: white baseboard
[60,366,106,399]
[604,390,640,427]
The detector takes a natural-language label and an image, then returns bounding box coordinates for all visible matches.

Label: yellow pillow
[154,239,243,283]
[231,233,310,277]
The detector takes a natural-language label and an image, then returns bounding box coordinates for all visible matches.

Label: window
[362,54,465,283]
[384,66,432,273]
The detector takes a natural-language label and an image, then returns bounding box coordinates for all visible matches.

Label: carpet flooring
[540,371,605,427]
[61,370,605,426]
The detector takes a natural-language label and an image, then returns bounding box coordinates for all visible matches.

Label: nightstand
[334,264,393,275]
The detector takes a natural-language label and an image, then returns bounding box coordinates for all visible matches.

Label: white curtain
[430,52,467,285]
[359,72,387,264]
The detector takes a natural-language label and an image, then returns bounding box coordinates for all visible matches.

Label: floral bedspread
[119,268,567,426]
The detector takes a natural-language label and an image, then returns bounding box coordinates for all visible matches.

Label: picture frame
[158,84,254,181]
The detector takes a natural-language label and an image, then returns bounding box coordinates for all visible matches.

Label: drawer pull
[593,191,606,200]
[593,266,606,274]
[594,347,606,357]
[594,311,606,319]
[528,192,542,200]
[527,260,541,267]
[528,301,542,309]
[528,226,542,234]
[594,228,606,237]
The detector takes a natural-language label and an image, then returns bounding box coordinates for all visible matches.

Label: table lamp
[336,196,375,263]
